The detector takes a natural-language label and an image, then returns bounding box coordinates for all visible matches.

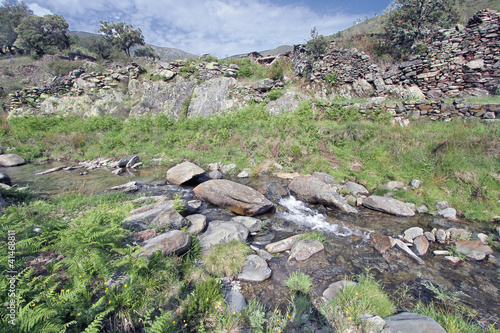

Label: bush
[181,278,224,329]
[204,240,250,277]
[284,272,313,294]
[325,72,338,85]
[47,59,84,77]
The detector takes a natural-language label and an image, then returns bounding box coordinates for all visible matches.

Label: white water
[278,196,372,239]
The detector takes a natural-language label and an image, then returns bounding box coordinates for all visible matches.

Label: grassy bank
[1,101,499,223]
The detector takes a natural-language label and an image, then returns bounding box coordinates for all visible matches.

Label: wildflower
[124,284,127,288]
[32,304,35,307]
[233,312,236,315]
[277,319,279,322]
[172,321,176,324]
[61,289,64,293]
[52,297,55,300]
[206,298,209,301]
[349,317,352,321]
[66,289,69,293]
[139,266,142,268]
[345,311,349,314]
[276,310,279,313]
[355,293,358,296]
[185,324,188,327]
[108,300,111,304]
[287,314,291,319]
[104,282,107,285]
[79,275,82,278]
[77,313,81,316]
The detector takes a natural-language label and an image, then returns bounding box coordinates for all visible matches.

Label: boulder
[312,172,338,185]
[382,312,446,333]
[403,227,424,242]
[237,255,272,282]
[370,234,395,253]
[265,235,302,253]
[455,240,493,261]
[223,290,247,314]
[253,78,274,91]
[186,214,207,234]
[435,201,449,210]
[194,179,274,216]
[0,154,26,167]
[237,168,250,178]
[380,181,405,191]
[438,208,457,219]
[231,216,262,232]
[123,208,164,231]
[151,208,187,229]
[323,280,357,300]
[410,179,421,189]
[0,172,12,186]
[198,221,249,252]
[118,155,139,168]
[414,235,430,256]
[363,195,415,217]
[166,162,205,185]
[138,230,191,258]
[288,238,324,262]
[436,229,447,244]
[289,175,358,213]
[345,181,369,196]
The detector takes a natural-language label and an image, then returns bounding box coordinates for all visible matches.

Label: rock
[253,160,282,174]
[370,234,395,253]
[444,256,462,264]
[289,175,358,213]
[221,164,236,174]
[438,208,457,219]
[394,239,426,265]
[424,231,435,242]
[237,168,250,178]
[198,221,249,252]
[448,228,470,241]
[126,155,140,168]
[312,172,338,185]
[231,216,262,233]
[363,196,415,217]
[0,154,26,167]
[382,312,446,333]
[111,168,125,175]
[404,227,424,241]
[345,181,369,196]
[353,79,374,97]
[477,233,488,244]
[455,240,493,260]
[436,229,447,243]
[186,214,207,234]
[433,250,449,256]
[138,230,191,258]
[123,202,174,231]
[265,235,302,253]
[323,280,357,300]
[466,59,484,69]
[288,238,324,262]
[252,78,274,91]
[414,235,430,255]
[111,181,138,191]
[151,208,187,229]
[185,200,202,214]
[380,181,405,191]
[166,162,205,185]
[435,201,449,210]
[223,290,247,314]
[118,155,139,168]
[188,77,236,117]
[237,255,272,282]
[194,179,274,216]
[35,166,65,175]
[417,205,429,213]
[0,172,12,186]
[207,170,224,179]
[252,247,274,261]
[410,179,421,189]
[361,315,386,332]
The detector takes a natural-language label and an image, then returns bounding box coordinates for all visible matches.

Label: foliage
[181,277,224,330]
[384,0,459,59]
[204,240,250,278]
[284,272,313,294]
[298,231,326,244]
[98,21,145,56]
[306,27,328,58]
[267,89,283,101]
[134,46,160,60]
[74,35,114,60]
[172,194,185,213]
[14,14,70,56]
[0,0,33,54]
[47,58,84,77]
[325,72,338,85]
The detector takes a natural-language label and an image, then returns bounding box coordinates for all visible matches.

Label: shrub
[204,240,250,277]
[325,72,338,85]
[284,272,313,294]
[267,89,283,101]
[181,278,224,329]
[298,231,326,244]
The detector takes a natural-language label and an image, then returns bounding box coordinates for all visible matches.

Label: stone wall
[293,9,500,99]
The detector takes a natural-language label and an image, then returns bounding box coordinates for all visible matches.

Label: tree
[77,35,115,60]
[0,0,33,54]
[98,21,145,57]
[384,0,458,59]
[306,27,328,58]
[14,14,70,56]
[134,46,160,60]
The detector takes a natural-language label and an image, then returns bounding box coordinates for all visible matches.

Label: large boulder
[194,179,274,216]
[166,162,205,185]
[382,312,446,333]
[237,255,272,282]
[0,154,26,167]
[138,230,191,258]
[289,175,358,213]
[253,78,274,92]
[198,221,249,252]
[363,195,415,217]
[455,240,493,261]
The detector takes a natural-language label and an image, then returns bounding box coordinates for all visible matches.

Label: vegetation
[203,240,250,278]
[98,21,145,57]
[306,27,328,58]
[14,14,70,56]
[134,46,160,60]
[284,272,313,294]
[0,0,32,55]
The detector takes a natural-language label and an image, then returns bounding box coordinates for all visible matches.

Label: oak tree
[98,21,145,57]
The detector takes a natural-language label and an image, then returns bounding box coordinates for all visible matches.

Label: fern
[145,310,177,333]
[83,307,114,333]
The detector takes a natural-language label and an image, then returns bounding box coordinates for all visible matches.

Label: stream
[2,162,499,326]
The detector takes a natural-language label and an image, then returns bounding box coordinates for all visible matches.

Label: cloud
[26,0,363,57]
[27,3,53,16]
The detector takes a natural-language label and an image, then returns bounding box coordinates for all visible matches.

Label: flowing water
[2,162,499,325]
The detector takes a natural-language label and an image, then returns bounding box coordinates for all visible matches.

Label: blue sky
[26,0,393,57]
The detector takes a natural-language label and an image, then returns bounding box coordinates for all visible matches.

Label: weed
[267,89,284,101]
[172,194,185,213]
[203,240,250,277]
[284,272,313,294]
[325,72,338,85]
[181,277,224,330]
[298,231,326,244]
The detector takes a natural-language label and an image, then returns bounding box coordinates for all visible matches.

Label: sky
[25,0,393,57]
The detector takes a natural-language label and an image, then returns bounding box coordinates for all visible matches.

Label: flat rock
[312,172,338,185]
[237,168,250,178]
[382,312,446,333]
[424,231,435,242]
[455,240,493,261]
[417,205,429,213]
[445,256,461,264]
[231,216,262,232]
[237,255,272,282]
[448,228,470,241]
[166,161,205,185]
[404,227,424,241]
[198,221,249,252]
[371,234,396,253]
[265,235,302,253]
[289,175,358,213]
[436,229,447,243]
[35,166,65,175]
[439,208,457,219]
[194,179,274,216]
[435,201,449,210]
[138,230,191,258]
[223,290,247,314]
[186,214,207,234]
[0,172,11,186]
[363,196,415,217]
[345,181,369,195]
[0,154,26,167]
[414,235,430,255]
[288,238,324,262]
[151,208,187,229]
[394,239,425,265]
[252,78,274,91]
[323,280,357,300]
[379,181,405,190]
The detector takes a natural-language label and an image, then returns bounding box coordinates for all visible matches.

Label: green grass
[203,240,250,278]
[284,272,313,294]
[297,231,326,244]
